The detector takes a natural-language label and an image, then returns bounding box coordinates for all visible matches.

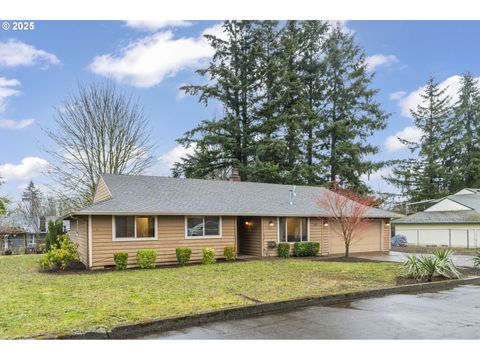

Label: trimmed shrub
[136,249,157,269]
[113,252,129,270]
[278,243,290,258]
[293,242,320,257]
[39,234,79,271]
[223,246,236,261]
[202,247,216,264]
[176,248,192,265]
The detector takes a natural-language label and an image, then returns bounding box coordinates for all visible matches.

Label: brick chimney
[230,168,241,182]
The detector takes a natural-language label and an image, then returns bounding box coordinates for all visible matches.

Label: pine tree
[447,73,480,191]
[318,24,389,193]
[20,180,44,233]
[173,21,269,180]
[387,77,452,201]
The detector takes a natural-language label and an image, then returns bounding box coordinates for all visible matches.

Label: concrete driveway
[142,284,480,339]
[360,251,475,268]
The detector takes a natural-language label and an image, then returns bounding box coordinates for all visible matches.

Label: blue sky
[0,20,479,201]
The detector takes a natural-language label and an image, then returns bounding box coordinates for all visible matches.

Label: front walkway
[359,251,475,268]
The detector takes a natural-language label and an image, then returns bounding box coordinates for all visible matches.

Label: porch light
[268,220,274,227]
[244,220,254,228]
[386,222,390,227]
[323,222,329,227]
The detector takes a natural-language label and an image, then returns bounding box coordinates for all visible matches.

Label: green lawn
[0,255,400,339]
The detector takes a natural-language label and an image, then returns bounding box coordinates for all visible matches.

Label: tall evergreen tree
[447,73,480,191]
[20,180,44,233]
[318,24,389,193]
[173,21,269,180]
[174,21,388,194]
[387,77,452,201]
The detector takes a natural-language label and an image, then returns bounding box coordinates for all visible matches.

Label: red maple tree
[316,182,379,257]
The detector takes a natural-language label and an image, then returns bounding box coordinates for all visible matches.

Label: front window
[279,217,308,242]
[114,216,156,240]
[186,216,220,237]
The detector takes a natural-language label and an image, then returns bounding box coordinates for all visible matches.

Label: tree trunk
[344,242,349,257]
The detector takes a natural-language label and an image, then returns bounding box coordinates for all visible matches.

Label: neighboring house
[393,188,480,248]
[0,215,56,253]
[66,173,397,270]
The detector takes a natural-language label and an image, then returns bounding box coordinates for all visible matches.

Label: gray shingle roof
[393,192,480,225]
[73,174,398,218]
[393,210,480,224]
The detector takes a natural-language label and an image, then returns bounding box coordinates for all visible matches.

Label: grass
[0,255,400,339]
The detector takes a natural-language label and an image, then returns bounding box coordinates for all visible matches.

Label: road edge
[33,276,480,339]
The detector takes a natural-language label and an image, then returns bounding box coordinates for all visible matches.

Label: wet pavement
[360,251,475,267]
[142,284,480,339]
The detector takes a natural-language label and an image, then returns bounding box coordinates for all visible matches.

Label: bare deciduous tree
[44,81,154,209]
[316,182,379,257]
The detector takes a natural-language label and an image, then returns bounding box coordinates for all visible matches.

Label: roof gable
[92,176,112,204]
[425,198,472,212]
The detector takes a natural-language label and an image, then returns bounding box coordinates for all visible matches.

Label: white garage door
[450,229,468,248]
[417,229,449,246]
[396,229,418,245]
[330,221,382,254]
[396,227,471,247]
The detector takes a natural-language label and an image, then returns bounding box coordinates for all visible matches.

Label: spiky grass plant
[433,249,461,279]
[402,253,422,280]
[474,250,480,269]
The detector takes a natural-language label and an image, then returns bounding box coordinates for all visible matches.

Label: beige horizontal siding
[92,177,111,204]
[91,215,235,268]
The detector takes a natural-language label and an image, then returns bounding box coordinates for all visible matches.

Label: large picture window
[186,216,221,238]
[114,216,156,240]
[279,217,308,242]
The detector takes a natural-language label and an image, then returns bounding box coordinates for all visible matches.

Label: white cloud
[89,23,224,88]
[365,54,398,71]
[125,20,192,31]
[155,144,196,175]
[0,157,49,181]
[392,75,475,118]
[389,91,407,101]
[0,39,60,68]
[384,126,424,152]
[0,118,34,129]
[0,77,21,112]
[360,167,392,183]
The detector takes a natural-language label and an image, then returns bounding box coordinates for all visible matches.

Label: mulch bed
[396,266,480,285]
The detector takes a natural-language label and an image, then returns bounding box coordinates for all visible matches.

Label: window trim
[184,216,222,239]
[112,215,158,242]
[277,217,310,243]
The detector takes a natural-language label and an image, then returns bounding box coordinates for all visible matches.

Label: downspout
[88,215,93,269]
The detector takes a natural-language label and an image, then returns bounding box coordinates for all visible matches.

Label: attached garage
[329,220,384,254]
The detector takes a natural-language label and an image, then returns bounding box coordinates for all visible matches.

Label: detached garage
[393,188,480,248]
